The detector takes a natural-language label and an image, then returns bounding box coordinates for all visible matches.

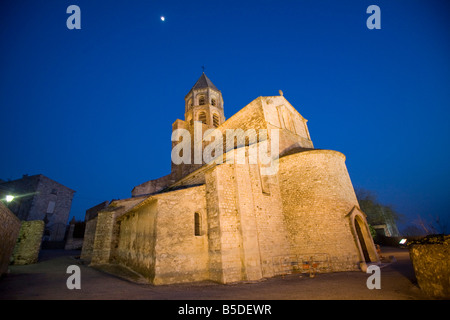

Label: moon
[160,16,165,21]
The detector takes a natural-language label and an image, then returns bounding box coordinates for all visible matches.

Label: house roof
[191,72,220,92]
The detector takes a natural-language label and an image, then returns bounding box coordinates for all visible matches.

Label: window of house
[47,201,56,214]
[199,96,206,105]
[194,212,201,236]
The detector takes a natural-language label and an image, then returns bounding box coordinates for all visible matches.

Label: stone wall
[81,201,109,261]
[204,165,225,283]
[65,238,83,250]
[91,211,116,265]
[113,186,209,284]
[32,175,75,241]
[409,237,450,299]
[244,161,291,278]
[85,201,110,221]
[205,164,245,283]
[132,174,176,197]
[64,221,84,250]
[260,96,314,151]
[114,200,158,281]
[11,220,44,265]
[204,148,292,283]
[278,149,376,271]
[80,217,97,261]
[0,202,21,276]
[153,186,209,284]
[90,197,146,265]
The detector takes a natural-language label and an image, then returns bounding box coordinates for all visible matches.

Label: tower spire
[184,73,225,128]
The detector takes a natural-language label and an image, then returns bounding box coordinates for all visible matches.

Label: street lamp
[5,195,14,202]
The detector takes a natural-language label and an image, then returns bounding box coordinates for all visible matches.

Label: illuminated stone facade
[0,174,75,242]
[0,202,21,276]
[82,73,379,284]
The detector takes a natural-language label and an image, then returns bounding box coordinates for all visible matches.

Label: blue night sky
[1,0,449,231]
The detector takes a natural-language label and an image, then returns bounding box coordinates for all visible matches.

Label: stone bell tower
[170,73,226,181]
[184,73,225,128]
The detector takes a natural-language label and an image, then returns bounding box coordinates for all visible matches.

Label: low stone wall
[11,220,45,265]
[80,217,97,262]
[64,220,84,250]
[409,235,450,299]
[0,202,21,276]
[65,238,83,250]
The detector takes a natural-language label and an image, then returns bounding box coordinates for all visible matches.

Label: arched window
[199,96,206,105]
[211,98,216,106]
[198,112,207,125]
[213,114,219,127]
[194,212,201,236]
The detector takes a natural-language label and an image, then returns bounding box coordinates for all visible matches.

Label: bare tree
[433,215,449,234]
[355,188,402,236]
[412,214,448,235]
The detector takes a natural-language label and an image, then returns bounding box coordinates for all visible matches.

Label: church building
[81,73,379,285]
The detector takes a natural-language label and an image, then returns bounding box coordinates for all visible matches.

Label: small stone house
[0,174,75,242]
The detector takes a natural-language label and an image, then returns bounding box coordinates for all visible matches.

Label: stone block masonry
[11,220,44,265]
[0,202,21,275]
[80,217,98,262]
[88,196,153,266]
[279,150,378,270]
[91,211,117,265]
[409,236,450,299]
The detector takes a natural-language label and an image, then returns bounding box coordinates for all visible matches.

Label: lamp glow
[5,195,14,202]
[399,238,407,245]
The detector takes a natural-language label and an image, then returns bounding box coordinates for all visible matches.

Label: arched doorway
[348,207,379,263]
[355,216,371,262]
